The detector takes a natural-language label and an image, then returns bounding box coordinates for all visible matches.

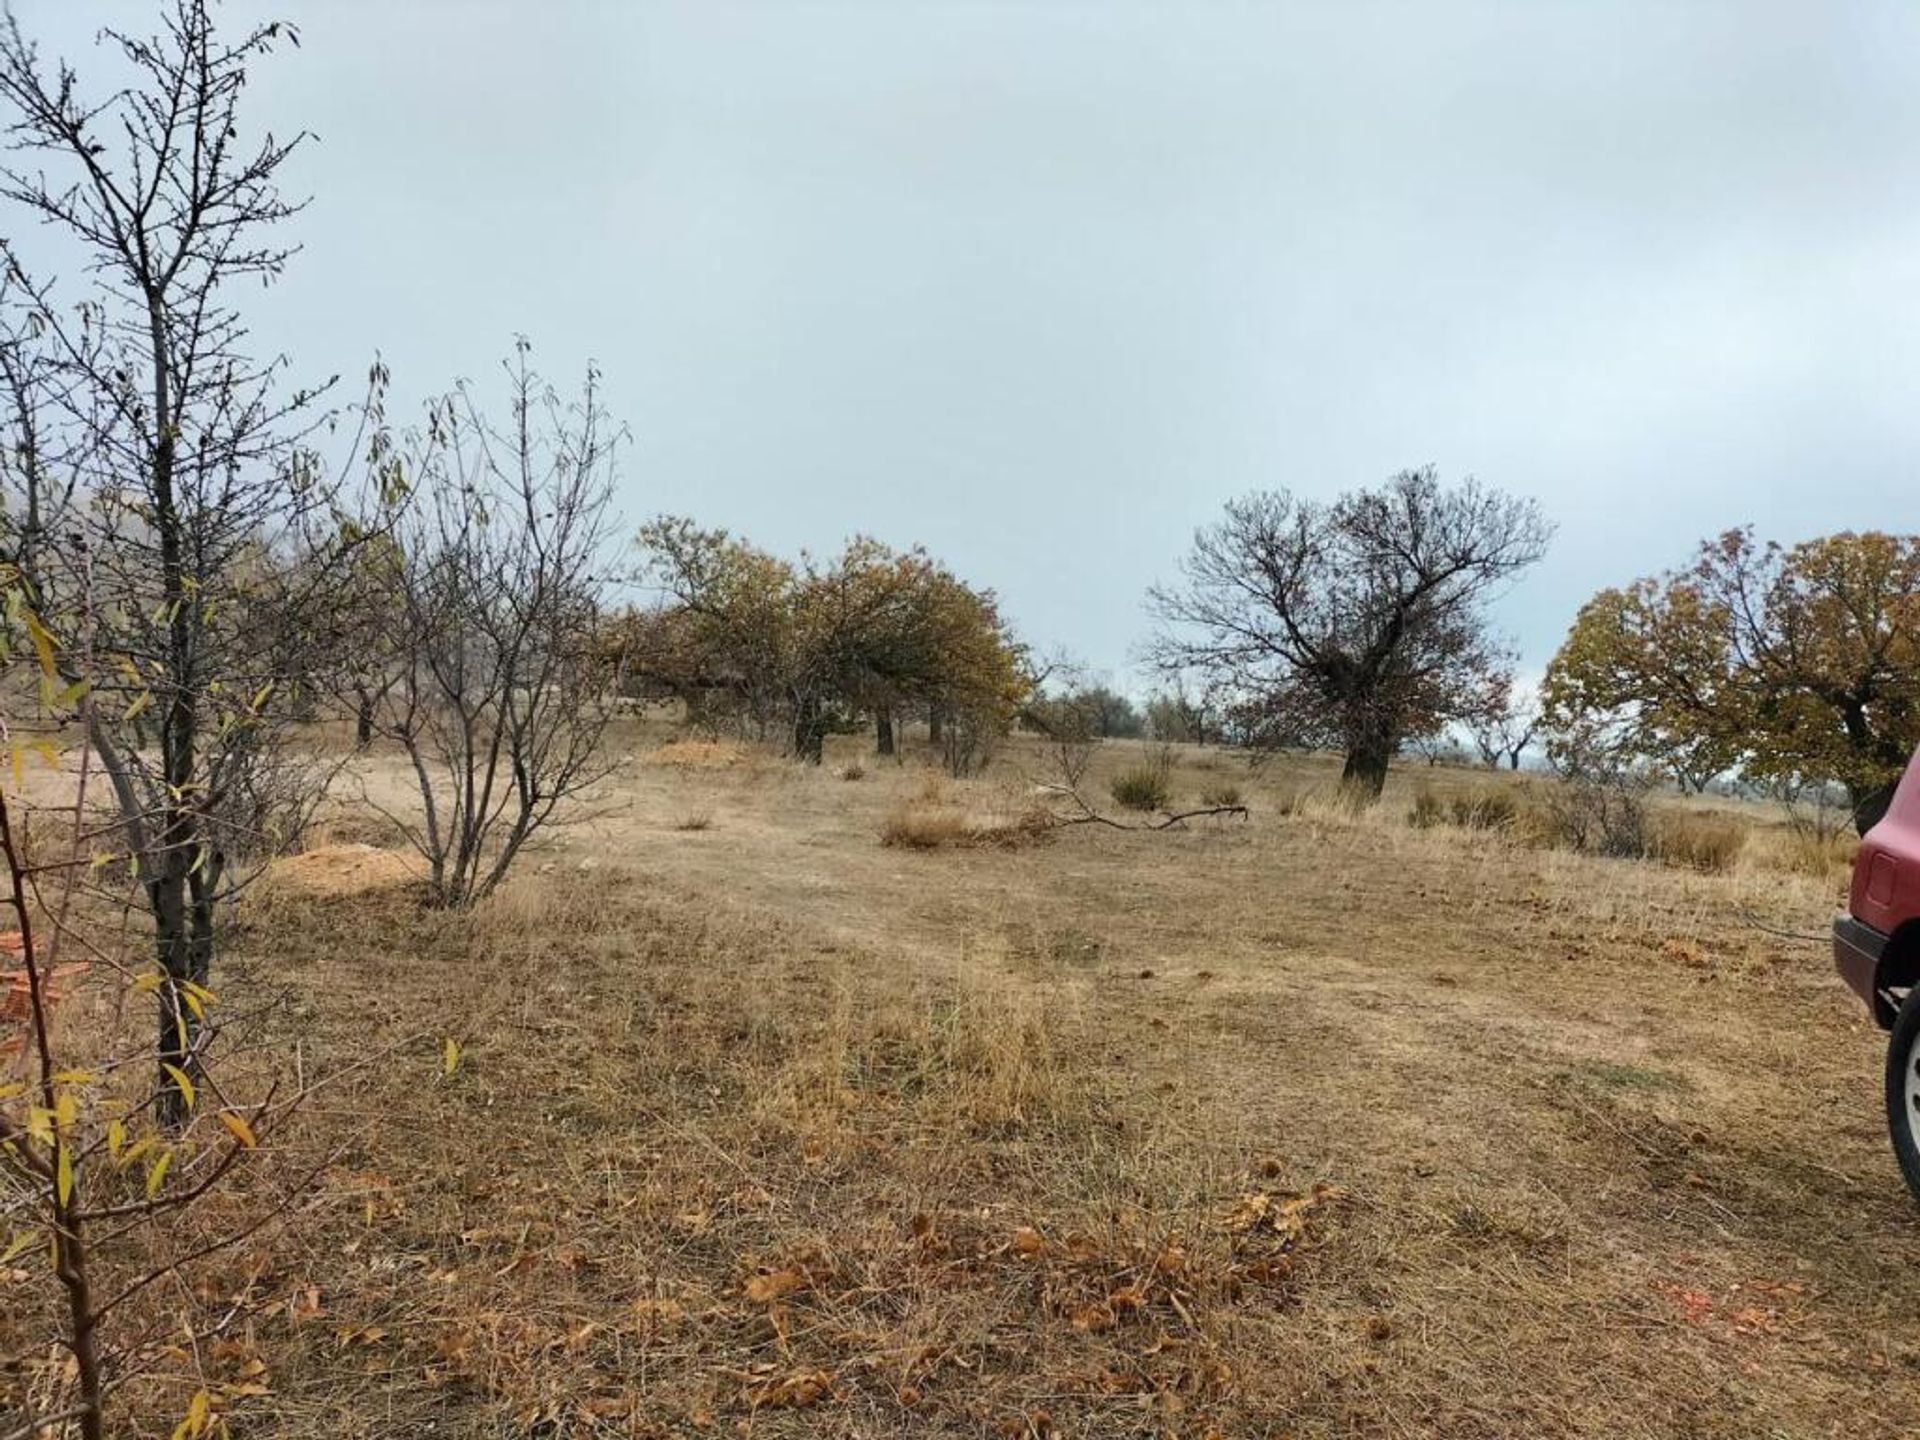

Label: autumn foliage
[1543,528,1920,830]
[628,519,1030,772]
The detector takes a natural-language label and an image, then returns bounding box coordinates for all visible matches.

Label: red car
[1836,753,1920,1196]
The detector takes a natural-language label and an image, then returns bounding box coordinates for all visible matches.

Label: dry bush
[1109,749,1173,812]
[1408,785,1445,828]
[838,760,866,781]
[881,804,972,849]
[1265,784,1380,827]
[1532,774,1651,858]
[673,810,715,832]
[1648,811,1746,873]
[880,801,1053,850]
[1199,779,1243,808]
[1450,787,1519,832]
[1268,785,1307,817]
[1743,823,1857,881]
[1109,768,1169,811]
[1394,769,1749,877]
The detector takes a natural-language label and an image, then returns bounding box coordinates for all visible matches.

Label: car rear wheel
[1885,988,1920,1199]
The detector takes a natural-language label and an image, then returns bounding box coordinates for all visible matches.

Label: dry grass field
[9,725,1920,1438]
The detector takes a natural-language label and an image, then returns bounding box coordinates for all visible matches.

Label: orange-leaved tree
[1542,528,1920,831]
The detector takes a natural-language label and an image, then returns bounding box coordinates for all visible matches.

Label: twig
[1735,906,1829,946]
[1033,781,1250,833]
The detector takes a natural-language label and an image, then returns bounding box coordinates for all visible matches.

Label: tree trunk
[875,708,895,756]
[1340,738,1393,801]
[793,696,826,765]
[927,704,945,744]
[151,859,195,1129]
[355,689,375,746]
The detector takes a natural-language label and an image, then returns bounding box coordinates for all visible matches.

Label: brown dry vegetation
[6,726,1918,1437]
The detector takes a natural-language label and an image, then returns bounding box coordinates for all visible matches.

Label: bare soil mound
[271,842,424,896]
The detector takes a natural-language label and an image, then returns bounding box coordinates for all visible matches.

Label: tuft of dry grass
[1742,823,1858,882]
[880,800,1053,850]
[1649,810,1746,873]
[1399,776,1753,875]
[1199,779,1243,808]
[673,809,715,831]
[1450,786,1521,832]
[649,737,751,768]
[1109,752,1173,812]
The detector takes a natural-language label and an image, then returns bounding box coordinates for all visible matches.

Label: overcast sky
[13,1,1920,688]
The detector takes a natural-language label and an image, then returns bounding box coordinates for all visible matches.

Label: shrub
[1408,786,1444,829]
[1199,780,1242,808]
[1534,733,1654,857]
[1110,744,1175,812]
[1650,812,1745,873]
[1535,780,1649,857]
[1768,827,1858,879]
[881,803,1053,850]
[674,811,714,832]
[882,805,971,849]
[1111,767,1171,812]
[1449,788,1518,831]
[839,761,866,781]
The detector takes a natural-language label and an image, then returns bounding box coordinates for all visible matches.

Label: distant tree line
[622,519,1030,774]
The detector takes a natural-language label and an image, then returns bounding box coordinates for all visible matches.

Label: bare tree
[1467,686,1540,771]
[1144,680,1221,745]
[0,3,380,1123]
[361,345,622,908]
[1149,468,1552,800]
[1025,686,1102,791]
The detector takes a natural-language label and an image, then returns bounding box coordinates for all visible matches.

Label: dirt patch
[270,842,424,896]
